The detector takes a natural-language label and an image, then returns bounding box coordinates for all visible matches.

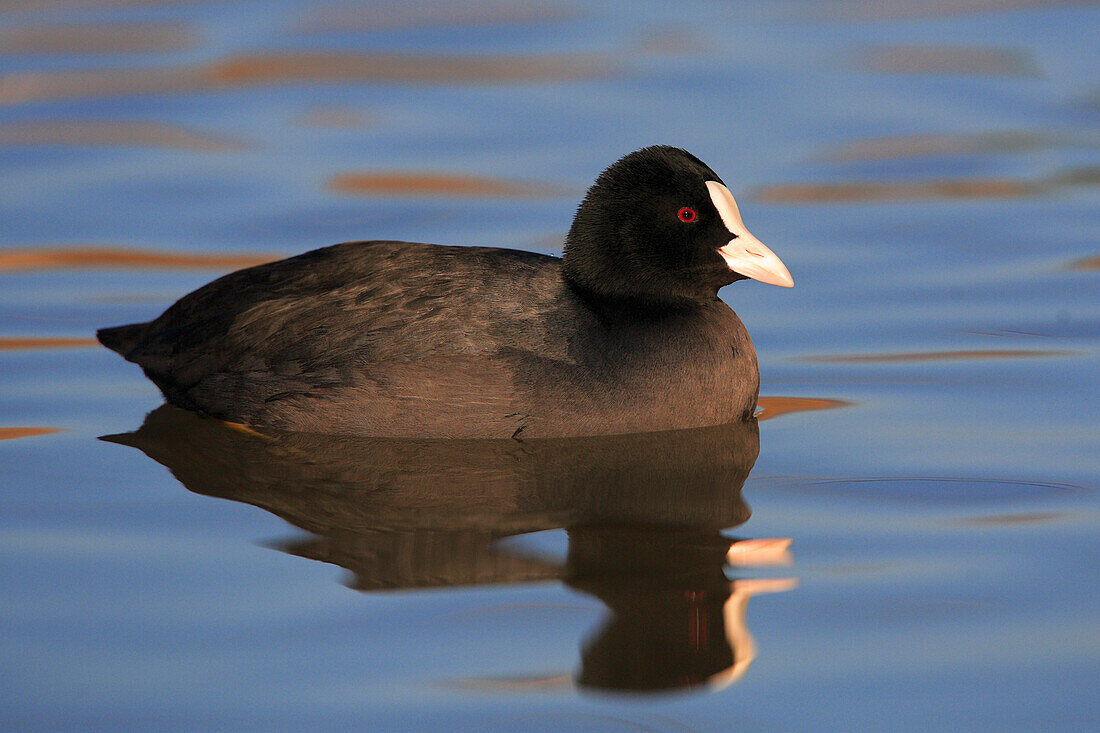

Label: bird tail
[96,322,149,357]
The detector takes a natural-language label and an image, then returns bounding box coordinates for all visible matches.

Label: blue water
[1,1,1097,730]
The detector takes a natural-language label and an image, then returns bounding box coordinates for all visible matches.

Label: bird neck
[561,265,716,318]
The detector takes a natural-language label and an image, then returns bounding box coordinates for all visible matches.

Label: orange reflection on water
[756,396,849,420]
[0,121,241,150]
[328,171,557,198]
[0,52,607,104]
[0,337,97,351]
[0,247,279,273]
[0,427,63,440]
[958,512,1067,526]
[755,165,1098,203]
[297,2,571,33]
[1,0,177,10]
[822,131,1046,162]
[754,178,1035,204]
[210,52,605,84]
[823,0,1081,20]
[1068,255,1100,272]
[1,21,194,54]
[800,349,1070,363]
[859,45,1041,77]
[446,673,573,692]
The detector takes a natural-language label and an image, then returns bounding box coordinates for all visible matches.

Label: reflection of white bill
[710,538,799,690]
[726,537,794,566]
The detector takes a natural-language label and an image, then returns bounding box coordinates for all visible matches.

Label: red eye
[677,207,696,223]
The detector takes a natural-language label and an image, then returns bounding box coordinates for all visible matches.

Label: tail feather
[96,322,149,357]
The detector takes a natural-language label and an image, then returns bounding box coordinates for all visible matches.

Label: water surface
[1,1,1097,730]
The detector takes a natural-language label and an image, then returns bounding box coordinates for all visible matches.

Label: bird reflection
[104,404,795,694]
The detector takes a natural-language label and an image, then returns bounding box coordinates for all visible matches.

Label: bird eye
[677,207,697,223]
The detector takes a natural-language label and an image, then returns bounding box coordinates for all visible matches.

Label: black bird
[98,146,792,438]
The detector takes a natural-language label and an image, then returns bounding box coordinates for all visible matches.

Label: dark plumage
[98,146,792,438]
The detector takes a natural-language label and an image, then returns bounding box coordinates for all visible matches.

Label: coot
[98,146,792,438]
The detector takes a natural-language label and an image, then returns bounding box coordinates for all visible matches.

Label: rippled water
[2,1,1097,730]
